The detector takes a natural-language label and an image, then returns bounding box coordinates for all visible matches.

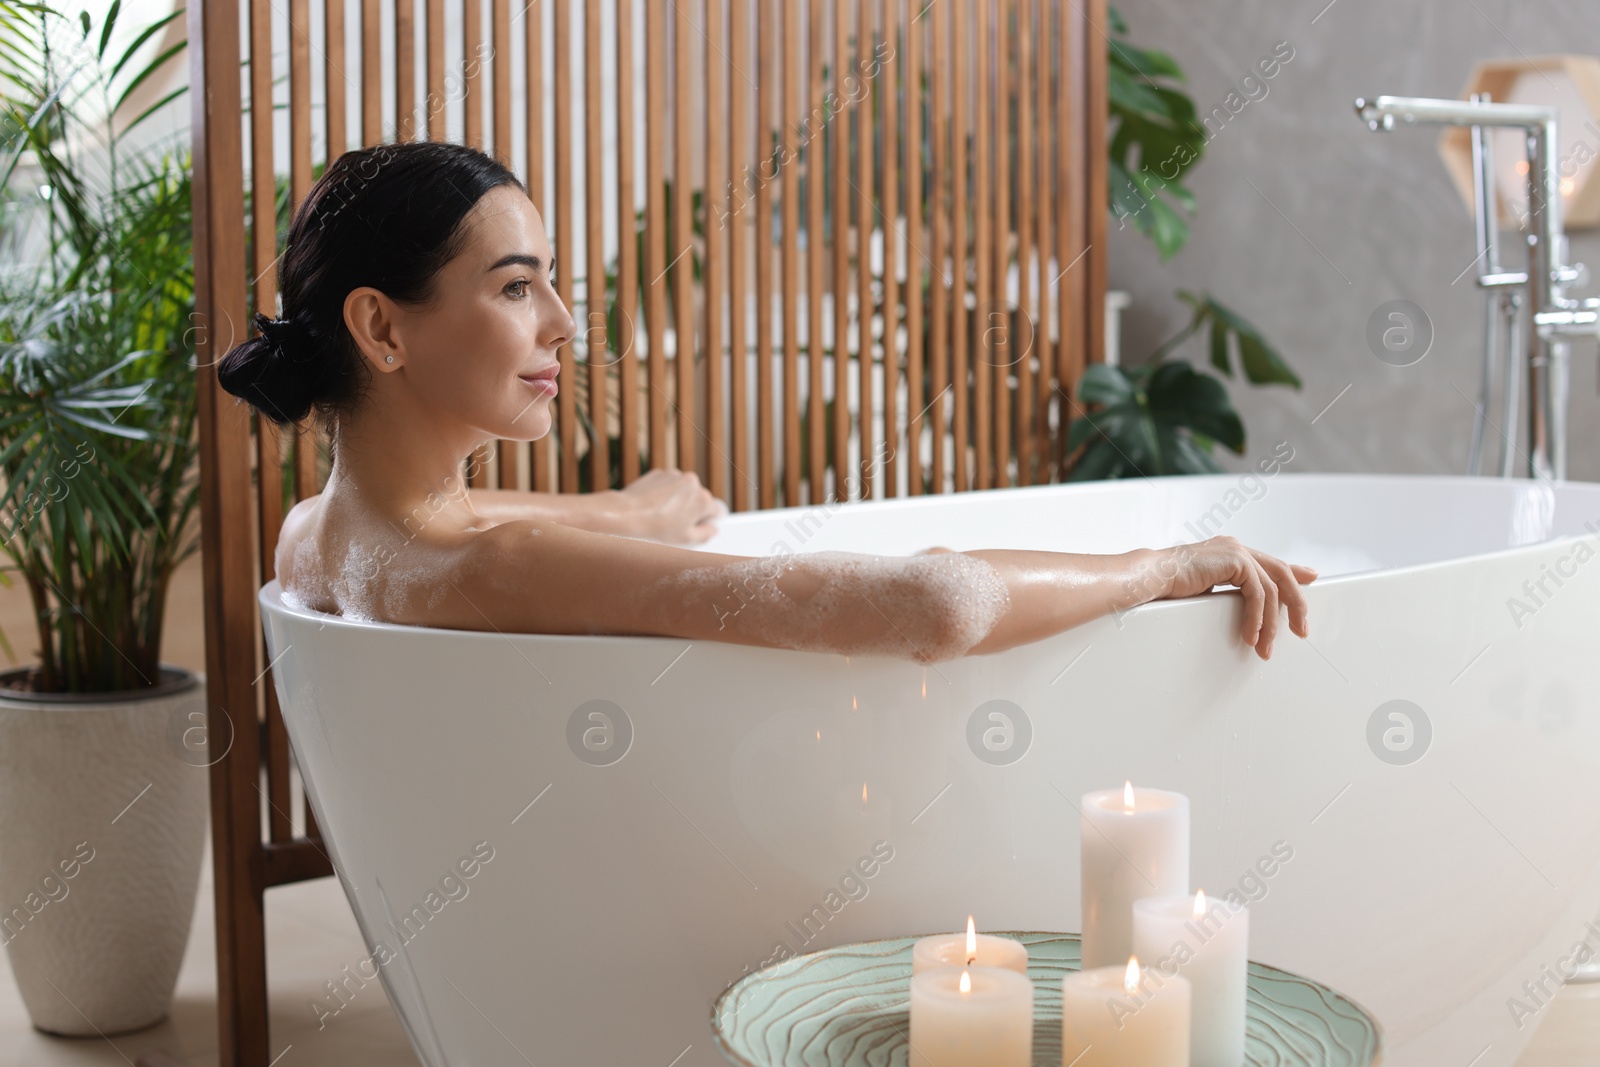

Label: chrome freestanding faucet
[1354,94,1600,482]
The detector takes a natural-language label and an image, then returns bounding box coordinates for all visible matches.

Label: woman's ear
[344,286,405,371]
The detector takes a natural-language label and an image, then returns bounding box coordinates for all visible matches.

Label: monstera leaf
[1149,290,1301,388]
[1106,7,1205,261]
[1066,361,1246,480]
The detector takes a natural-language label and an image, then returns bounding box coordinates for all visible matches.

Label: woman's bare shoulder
[273,494,336,612]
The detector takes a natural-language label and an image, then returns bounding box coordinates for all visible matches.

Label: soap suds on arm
[656,550,1012,663]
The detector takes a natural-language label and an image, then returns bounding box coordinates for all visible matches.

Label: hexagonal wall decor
[1437,55,1600,231]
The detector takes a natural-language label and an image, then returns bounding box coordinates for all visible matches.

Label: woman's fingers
[1255,557,1280,658]
[1253,550,1309,641]
[1237,557,1266,650]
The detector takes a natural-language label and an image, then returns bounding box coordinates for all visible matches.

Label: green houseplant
[0,0,207,1036]
[1070,8,1302,479]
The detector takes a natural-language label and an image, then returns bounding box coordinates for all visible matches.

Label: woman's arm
[963,537,1313,659]
[427,521,1312,663]
[468,469,726,543]
[468,487,635,534]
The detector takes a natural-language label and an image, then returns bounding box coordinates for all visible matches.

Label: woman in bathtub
[220,141,1314,665]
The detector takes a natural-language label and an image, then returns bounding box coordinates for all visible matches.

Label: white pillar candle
[1132,890,1249,1067]
[913,916,1029,975]
[909,966,1034,1067]
[1079,782,1189,969]
[1061,957,1191,1067]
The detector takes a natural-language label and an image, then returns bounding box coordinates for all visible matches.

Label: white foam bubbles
[664,549,1011,663]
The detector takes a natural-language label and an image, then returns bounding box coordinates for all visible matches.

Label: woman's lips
[519,366,559,396]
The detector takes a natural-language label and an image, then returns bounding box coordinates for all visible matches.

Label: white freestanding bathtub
[260,472,1600,1067]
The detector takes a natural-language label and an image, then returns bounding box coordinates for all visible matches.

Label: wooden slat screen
[188,2,1106,1064]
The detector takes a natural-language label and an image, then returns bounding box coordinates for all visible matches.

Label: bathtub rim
[692,468,1581,536]
[256,469,1600,657]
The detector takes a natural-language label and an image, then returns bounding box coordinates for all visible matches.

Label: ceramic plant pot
[0,664,210,1035]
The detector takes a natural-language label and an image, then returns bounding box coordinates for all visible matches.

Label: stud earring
[385,355,395,363]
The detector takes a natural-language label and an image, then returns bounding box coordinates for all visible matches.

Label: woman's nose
[541,295,576,350]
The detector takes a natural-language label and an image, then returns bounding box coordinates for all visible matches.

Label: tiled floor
[2,553,1597,1065]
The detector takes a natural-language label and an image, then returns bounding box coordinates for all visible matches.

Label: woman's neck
[323,411,487,535]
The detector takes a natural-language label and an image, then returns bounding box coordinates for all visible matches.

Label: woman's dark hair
[218,141,524,428]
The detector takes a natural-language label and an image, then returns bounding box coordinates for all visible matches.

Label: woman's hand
[1150,535,1317,659]
[617,469,727,544]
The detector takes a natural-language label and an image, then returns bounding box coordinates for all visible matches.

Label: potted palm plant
[0,2,206,1036]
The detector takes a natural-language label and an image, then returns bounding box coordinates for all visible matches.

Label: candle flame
[1124,957,1141,996]
[862,782,869,804]
[922,674,927,699]
[966,915,977,960]
[816,730,821,741]
[960,969,972,994]
[1193,889,1207,918]
[1123,780,1135,812]
[852,695,858,711]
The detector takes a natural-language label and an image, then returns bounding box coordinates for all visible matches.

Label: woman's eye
[506,279,530,298]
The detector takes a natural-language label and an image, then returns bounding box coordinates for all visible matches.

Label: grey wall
[1106,0,1600,481]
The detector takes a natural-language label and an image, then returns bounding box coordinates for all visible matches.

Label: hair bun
[252,311,311,360]
[217,312,321,426]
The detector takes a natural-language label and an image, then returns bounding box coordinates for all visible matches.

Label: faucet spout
[1354,94,1557,131]
[1354,92,1577,481]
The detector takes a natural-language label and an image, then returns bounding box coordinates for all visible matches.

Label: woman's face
[390,184,575,443]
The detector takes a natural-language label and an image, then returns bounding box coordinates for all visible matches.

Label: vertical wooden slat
[361,0,381,146]
[929,0,947,495]
[905,0,924,496]
[855,0,873,500]
[673,2,697,479]
[728,0,751,509]
[993,0,1012,487]
[1031,0,1052,486]
[646,0,668,477]
[881,0,899,497]
[326,0,347,160]
[585,0,609,491]
[493,0,512,162]
[617,0,640,485]
[830,0,850,500]
[1015,0,1036,486]
[249,0,276,333]
[554,0,577,489]
[972,0,990,491]
[949,0,968,492]
[781,1,801,506]
[426,0,444,139]
[191,0,270,1056]
[806,0,827,505]
[527,0,551,489]
[465,0,484,149]
[755,3,776,508]
[395,0,416,142]
[1057,0,1087,478]
[705,0,727,500]
[1085,0,1109,405]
